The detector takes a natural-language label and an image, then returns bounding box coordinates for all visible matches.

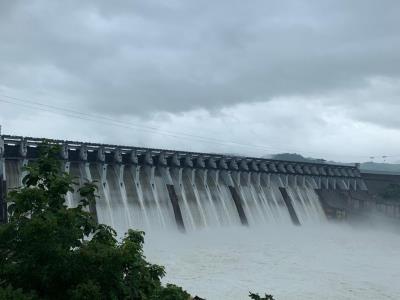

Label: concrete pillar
[79,144,98,223]
[0,134,5,222]
[279,187,300,225]
[228,185,248,226]
[288,174,296,186]
[0,177,6,223]
[166,184,185,232]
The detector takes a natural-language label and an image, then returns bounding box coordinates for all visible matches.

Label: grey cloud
[323,77,400,130]
[0,0,400,120]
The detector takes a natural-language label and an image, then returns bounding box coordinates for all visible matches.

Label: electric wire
[1,94,397,160]
[0,97,282,154]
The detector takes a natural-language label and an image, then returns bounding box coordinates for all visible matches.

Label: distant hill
[269,153,400,173]
[267,153,327,164]
[360,162,400,173]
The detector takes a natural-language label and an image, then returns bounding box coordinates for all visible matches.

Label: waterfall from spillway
[3,159,327,234]
[79,165,327,234]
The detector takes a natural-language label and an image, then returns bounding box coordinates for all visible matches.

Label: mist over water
[144,223,400,300]
[55,162,400,299]
[6,160,399,299]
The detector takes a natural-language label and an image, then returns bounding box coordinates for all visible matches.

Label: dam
[2,134,397,233]
[2,134,400,299]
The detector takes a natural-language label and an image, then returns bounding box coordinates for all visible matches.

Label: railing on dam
[1,135,364,180]
[0,134,368,230]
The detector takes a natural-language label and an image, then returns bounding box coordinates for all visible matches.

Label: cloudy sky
[1,0,400,162]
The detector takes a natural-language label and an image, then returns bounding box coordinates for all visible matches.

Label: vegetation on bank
[249,293,275,300]
[0,144,273,299]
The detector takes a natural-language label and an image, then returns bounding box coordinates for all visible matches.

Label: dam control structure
[1,134,397,233]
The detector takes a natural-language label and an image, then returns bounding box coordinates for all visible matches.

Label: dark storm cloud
[0,0,399,120]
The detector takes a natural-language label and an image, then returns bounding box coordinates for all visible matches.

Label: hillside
[269,153,400,173]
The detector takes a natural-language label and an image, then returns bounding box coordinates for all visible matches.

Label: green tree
[0,144,190,300]
[249,292,275,300]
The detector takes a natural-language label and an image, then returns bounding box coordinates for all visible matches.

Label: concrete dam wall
[2,135,391,233]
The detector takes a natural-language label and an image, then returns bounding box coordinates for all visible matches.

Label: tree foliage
[249,292,275,300]
[0,144,190,300]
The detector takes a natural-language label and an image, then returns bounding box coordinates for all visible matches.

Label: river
[144,222,400,299]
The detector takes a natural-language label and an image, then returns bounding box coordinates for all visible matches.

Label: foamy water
[144,223,400,300]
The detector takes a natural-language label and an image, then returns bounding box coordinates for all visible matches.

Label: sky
[0,0,400,163]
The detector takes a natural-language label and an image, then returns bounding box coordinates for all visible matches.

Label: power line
[0,97,234,148]
[0,94,389,160]
[0,94,293,153]
[0,95,373,158]
[0,94,226,142]
[1,94,230,141]
[1,97,297,155]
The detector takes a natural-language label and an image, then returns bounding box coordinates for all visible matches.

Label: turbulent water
[5,160,400,299]
[144,224,400,300]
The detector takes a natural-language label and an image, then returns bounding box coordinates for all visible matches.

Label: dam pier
[1,134,399,232]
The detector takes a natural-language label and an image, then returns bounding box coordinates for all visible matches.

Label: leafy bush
[0,144,190,299]
[0,285,37,300]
